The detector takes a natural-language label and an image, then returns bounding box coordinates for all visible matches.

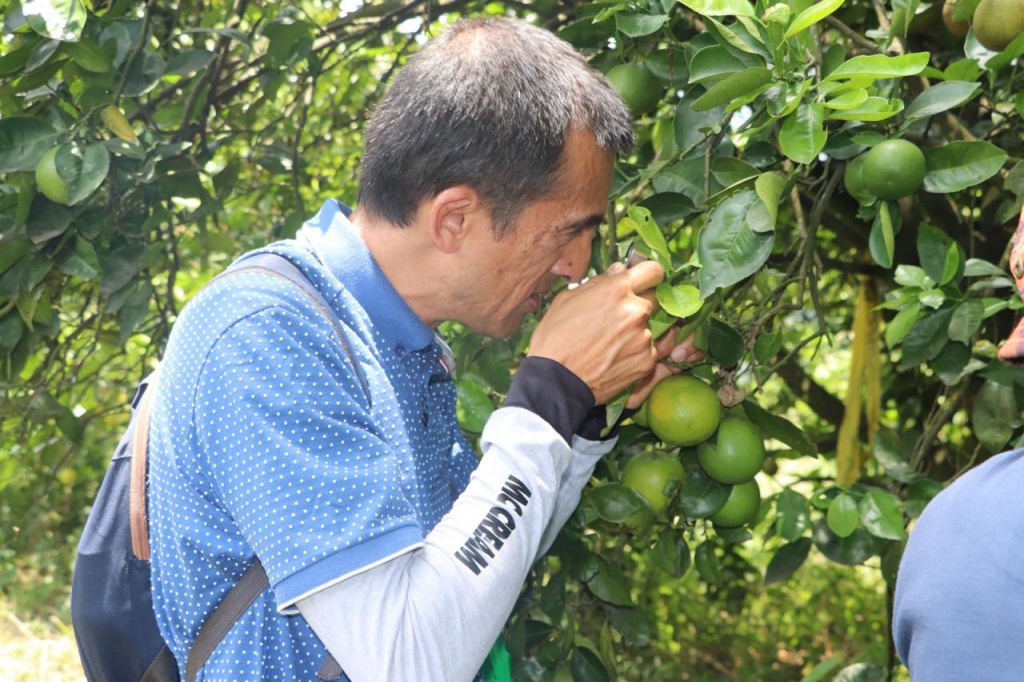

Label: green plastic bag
[480,636,512,682]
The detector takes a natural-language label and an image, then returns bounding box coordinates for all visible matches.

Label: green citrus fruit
[606,63,662,117]
[621,451,685,514]
[696,416,766,485]
[710,479,761,528]
[973,0,1024,51]
[942,0,971,37]
[843,154,874,205]
[861,139,927,201]
[646,374,722,447]
[35,146,70,205]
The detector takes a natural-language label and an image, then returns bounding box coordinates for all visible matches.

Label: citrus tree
[2,0,1023,679]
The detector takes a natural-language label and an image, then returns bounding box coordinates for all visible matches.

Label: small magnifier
[621,239,638,267]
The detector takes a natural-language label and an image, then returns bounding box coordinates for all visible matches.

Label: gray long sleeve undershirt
[298,406,613,681]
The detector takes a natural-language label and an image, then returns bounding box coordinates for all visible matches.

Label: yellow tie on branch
[836,276,882,486]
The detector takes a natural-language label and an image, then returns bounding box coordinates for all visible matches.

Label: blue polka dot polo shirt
[148,199,478,680]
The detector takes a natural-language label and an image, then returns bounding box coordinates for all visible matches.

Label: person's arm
[299,265,667,681]
[298,380,584,682]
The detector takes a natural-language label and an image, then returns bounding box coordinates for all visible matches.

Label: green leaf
[869,201,897,269]
[55,143,111,206]
[712,156,759,187]
[680,466,731,518]
[65,37,112,72]
[859,488,905,541]
[122,51,166,97]
[885,302,920,348]
[697,189,775,297]
[783,0,846,40]
[742,399,817,457]
[656,282,702,319]
[900,307,953,367]
[691,67,772,112]
[688,45,759,84]
[932,341,972,385]
[586,483,650,524]
[827,493,860,538]
[753,331,783,364]
[570,646,611,682]
[677,0,757,18]
[26,199,73,245]
[750,171,786,232]
[707,317,745,367]
[812,519,880,566]
[585,556,633,606]
[616,12,668,37]
[0,241,32,278]
[651,529,691,578]
[823,88,869,110]
[923,141,1008,193]
[964,258,1007,277]
[456,374,493,433]
[23,0,87,41]
[801,659,844,682]
[779,103,827,164]
[903,81,980,124]
[673,100,724,153]
[0,118,60,173]
[823,52,930,81]
[948,299,984,344]
[905,479,943,518]
[164,49,217,78]
[972,380,1017,452]
[97,243,147,295]
[873,429,921,484]
[776,488,811,542]
[694,540,723,584]
[626,206,670,267]
[0,313,25,349]
[118,281,153,343]
[606,605,651,646]
[764,537,812,584]
[825,97,905,122]
[57,237,99,278]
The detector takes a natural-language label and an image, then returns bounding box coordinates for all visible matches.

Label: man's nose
[551,231,593,283]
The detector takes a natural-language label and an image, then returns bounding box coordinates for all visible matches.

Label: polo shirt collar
[296,199,435,356]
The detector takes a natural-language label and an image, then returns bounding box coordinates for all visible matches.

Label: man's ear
[428,186,483,254]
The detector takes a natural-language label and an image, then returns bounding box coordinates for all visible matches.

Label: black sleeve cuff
[503,357,595,443]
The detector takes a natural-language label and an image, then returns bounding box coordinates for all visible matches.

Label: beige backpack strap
[130,369,160,561]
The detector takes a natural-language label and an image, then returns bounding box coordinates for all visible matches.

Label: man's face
[454,129,616,338]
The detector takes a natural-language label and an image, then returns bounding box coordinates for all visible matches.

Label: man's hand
[625,324,705,410]
[528,260,664,405]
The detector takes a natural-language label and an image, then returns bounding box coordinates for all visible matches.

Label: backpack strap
[133,253,351,681]
[130,371,158,561]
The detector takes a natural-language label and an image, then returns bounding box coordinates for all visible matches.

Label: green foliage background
[2,0,1023,679]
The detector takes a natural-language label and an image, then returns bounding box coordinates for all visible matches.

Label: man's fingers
[671,332,704,363]
[621,259,665,292]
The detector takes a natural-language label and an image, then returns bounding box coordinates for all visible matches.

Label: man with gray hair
[147,16,697,681]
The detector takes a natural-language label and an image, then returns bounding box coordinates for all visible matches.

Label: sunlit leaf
[783,0,845,39]
[923,141,1008,193]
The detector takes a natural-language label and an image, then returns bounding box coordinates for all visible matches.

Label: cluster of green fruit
[844,138,927,203]
[944,0,1024,52]
[624,375,766,529]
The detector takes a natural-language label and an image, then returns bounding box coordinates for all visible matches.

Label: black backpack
[70,253,359,681]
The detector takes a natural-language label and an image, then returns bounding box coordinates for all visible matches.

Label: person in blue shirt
[893,206,1024,680]
[147,16,700,681]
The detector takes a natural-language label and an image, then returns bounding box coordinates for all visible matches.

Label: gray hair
[355,16,634,237]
